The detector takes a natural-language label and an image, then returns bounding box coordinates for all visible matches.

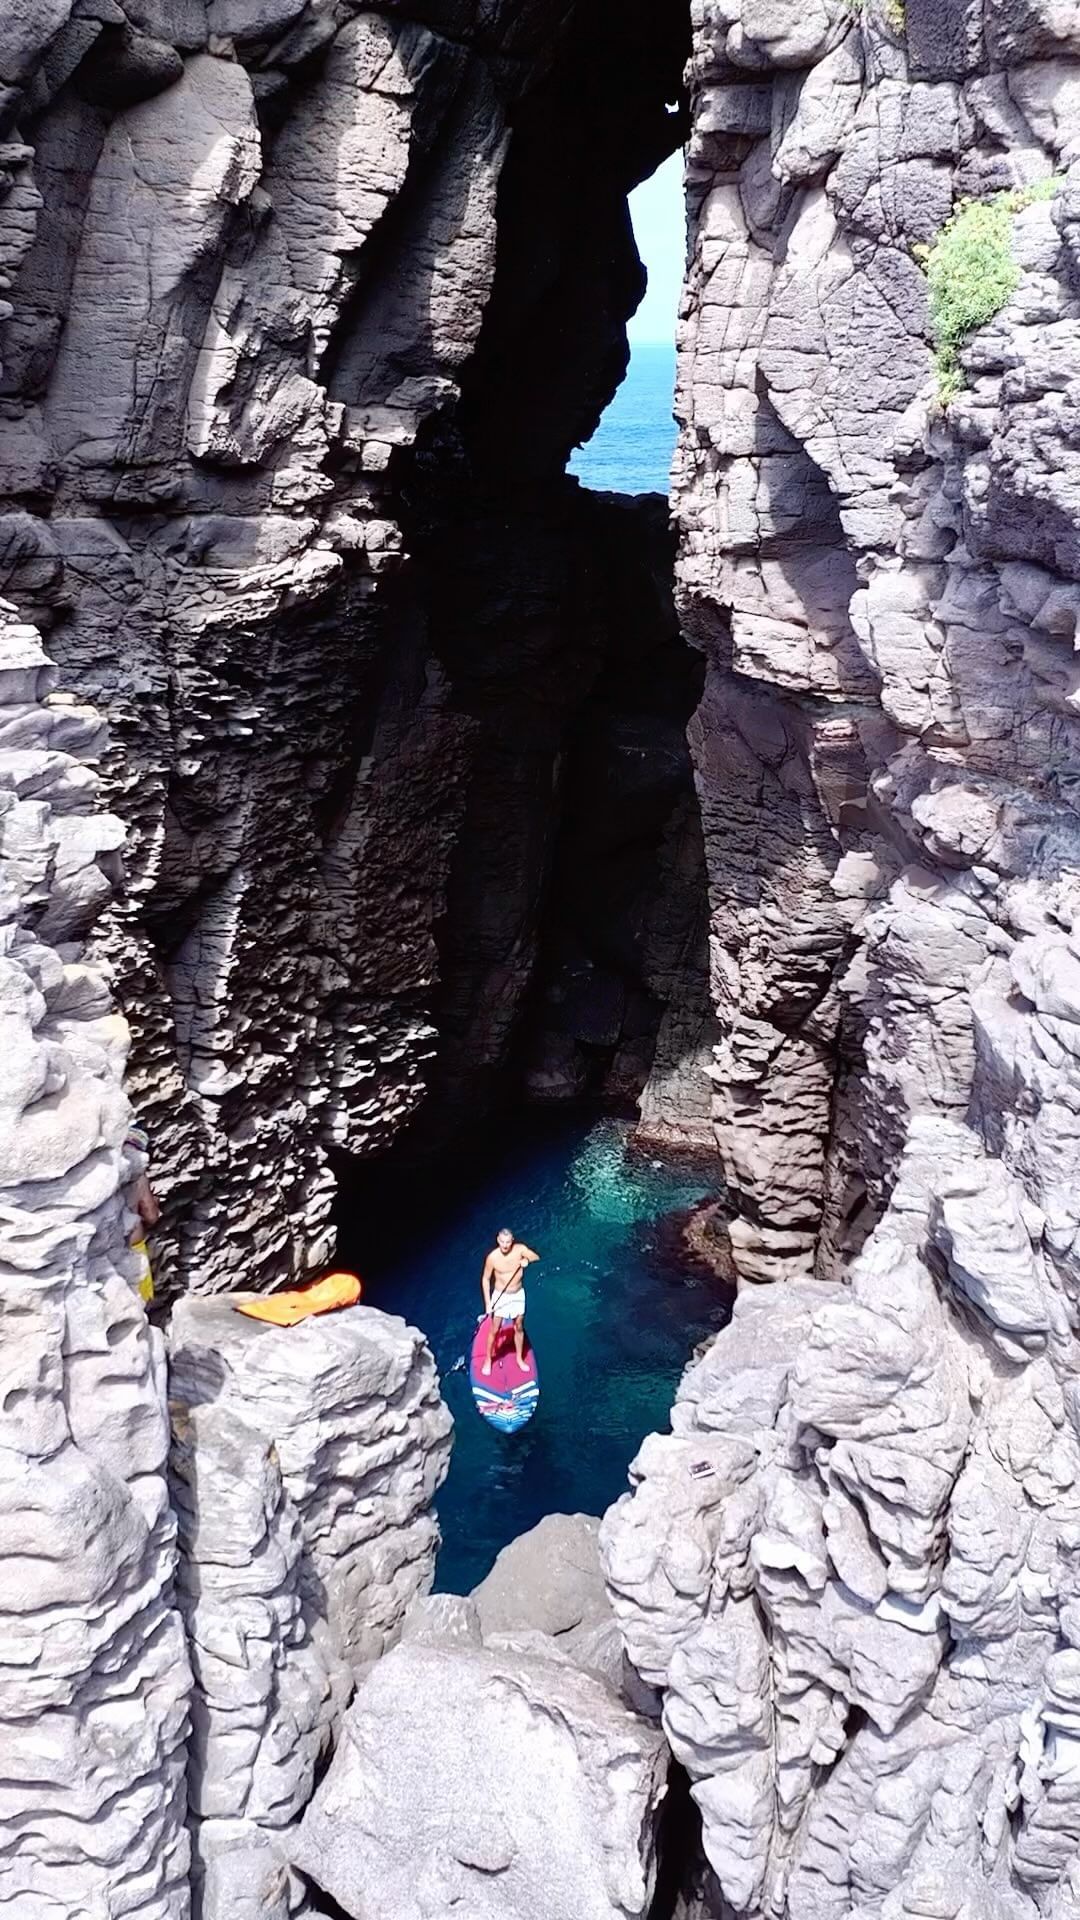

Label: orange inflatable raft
[235,1270,363,1326]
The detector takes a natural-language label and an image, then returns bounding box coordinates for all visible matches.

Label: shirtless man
[481,1228,539,1376]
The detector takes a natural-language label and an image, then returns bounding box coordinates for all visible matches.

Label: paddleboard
[469,1317,539,1433]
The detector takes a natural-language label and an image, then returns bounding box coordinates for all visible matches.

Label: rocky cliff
[601,2,1080,1916]
[0,603,191,1916]
[10,0,1080,1918]
[0,607,455,1920]
[0,0,697,1300]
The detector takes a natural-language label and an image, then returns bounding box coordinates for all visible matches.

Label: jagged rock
[10,3,1080,1917]
[171,1398,346,1920]
[169,1296,453,1669]
[602,1136,1080,1912]
[469,1512,644,1699]
[606,20,1080,1912]
[0,0,696,1297]
[74,26,185,109]
[292,1640,669,1920]
[400,1591,484,1649]
[0,602,189,1918]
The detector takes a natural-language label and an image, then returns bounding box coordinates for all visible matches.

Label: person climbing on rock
[481,1228,539,1376]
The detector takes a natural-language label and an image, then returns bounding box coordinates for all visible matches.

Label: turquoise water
[343,1113,728,1593]
[570,341,678,496]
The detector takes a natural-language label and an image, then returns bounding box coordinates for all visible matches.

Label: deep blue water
[570,341,677,496]
[347,1112,727,1593]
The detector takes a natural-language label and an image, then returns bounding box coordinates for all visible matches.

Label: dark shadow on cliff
[648,1761,718,1920]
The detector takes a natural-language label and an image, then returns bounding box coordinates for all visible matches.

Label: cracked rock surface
[292,1635,669,1920]
[0,0,693,1297]
[600,1,1080,1915]
[168,1297,452,1919]
[0,601,190,1919]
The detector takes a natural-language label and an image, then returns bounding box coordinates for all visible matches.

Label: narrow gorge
[5,0,1080,1916]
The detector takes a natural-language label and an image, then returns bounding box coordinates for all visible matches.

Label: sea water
[345,1111,728,1592]
[570,341,677,497]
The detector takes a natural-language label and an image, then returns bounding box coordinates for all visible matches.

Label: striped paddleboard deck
[469,1319,540,1433]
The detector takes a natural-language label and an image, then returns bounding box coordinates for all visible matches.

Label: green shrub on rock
[919,178,1057,404]
[843,0,905,32]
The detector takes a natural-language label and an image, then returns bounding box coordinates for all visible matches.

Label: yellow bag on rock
[131,1239,154,1304]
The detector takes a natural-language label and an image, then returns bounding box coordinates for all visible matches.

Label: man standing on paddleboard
[480,1228,539,1376]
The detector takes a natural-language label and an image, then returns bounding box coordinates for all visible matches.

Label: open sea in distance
[569,340,677,496]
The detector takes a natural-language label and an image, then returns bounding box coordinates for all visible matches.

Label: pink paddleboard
[469,1318,540,1433]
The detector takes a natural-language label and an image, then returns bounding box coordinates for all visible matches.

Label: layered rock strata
[0,602,190,1918]
[168,1297,451,1919]
[599,1,1080,1915]
[671,0,1080,1284]
[0,0,692,1295]
[603,1133,1080,1916]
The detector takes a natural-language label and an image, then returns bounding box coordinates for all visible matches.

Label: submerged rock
[292,1640,668,1920]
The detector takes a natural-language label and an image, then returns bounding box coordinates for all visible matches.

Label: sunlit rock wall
[674,0,1080,1288]
[0,601,191,1918]
[169,1297,452,1920]
[601,0,1080,1914]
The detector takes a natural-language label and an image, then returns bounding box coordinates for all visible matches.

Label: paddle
[446,1267,521,1375]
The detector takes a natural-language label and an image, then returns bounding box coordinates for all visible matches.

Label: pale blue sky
[627,150,685,345]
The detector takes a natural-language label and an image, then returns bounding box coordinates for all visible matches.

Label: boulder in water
[470,1511,610,1640]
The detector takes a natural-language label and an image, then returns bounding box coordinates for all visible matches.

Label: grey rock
[0,0,74,87]
[74,25,184,109]
[172,1399,343,1920]
[292,1640,669,1920]
[400,1591,484,1648]
[472,1513,611,1643]
[169,1295,453,1668]
[0,603,190,1917]
[906,0,986,78]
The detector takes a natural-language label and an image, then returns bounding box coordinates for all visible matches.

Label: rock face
[602,1146,1080,1917]
[472,1511,611,1640]
[672,0,1080,1286]
[169,1297,453,1664]
[14,0,1080,1917]
[600,4,1080,1914]
[0,0,693,1296]
[168,1299,452,1918]
[0,602,190,1918]
[292,1637,669,1920]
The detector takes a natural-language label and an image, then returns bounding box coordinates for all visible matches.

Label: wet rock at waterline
[292,1640,669,1920]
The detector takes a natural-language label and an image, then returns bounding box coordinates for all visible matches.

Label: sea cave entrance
[570,149,684,498]
[333,95,727,1586]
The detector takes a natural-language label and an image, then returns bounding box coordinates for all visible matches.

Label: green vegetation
[918,178,1058,404]
[843,0,905,32]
